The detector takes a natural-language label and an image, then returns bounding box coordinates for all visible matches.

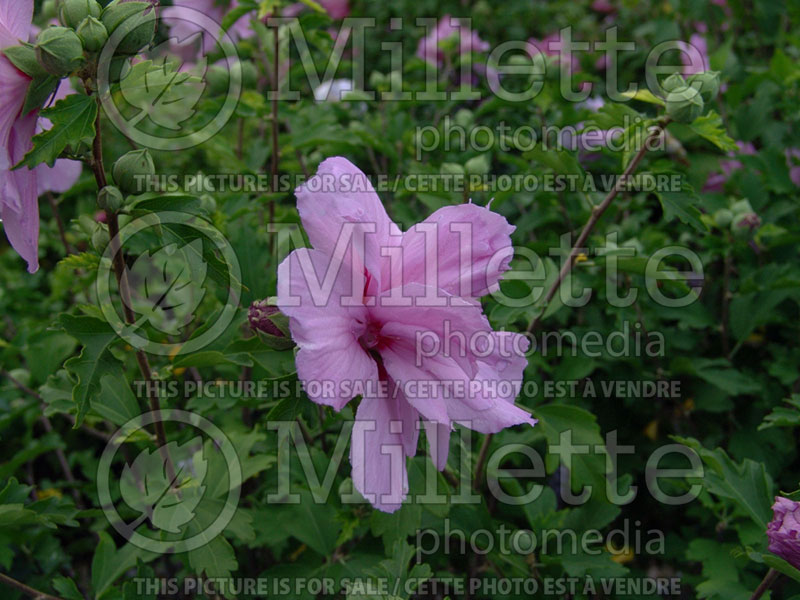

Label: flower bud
[731,199,753,215]
[662,72,686,94]
[733,212,761,231]
[713,208,733,228]
[112,149,155,195]
[248,300,284,337]
[101,0,157,56]
[97,185,124,212]
[665,87,704,123]
[58,0,102,29]
[76,16,108,52]
[205,64,229,96]
[92,226,110,252]
[35,26,85,76]
[767,497,800,570]
[465,154,491,176]
[248,300,294,349]
[687,71,720,104]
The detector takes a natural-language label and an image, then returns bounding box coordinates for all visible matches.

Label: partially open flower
[768,497,800,569]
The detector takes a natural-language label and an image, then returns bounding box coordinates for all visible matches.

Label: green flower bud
[687,71,721,104]
[713,208,733,228]
[662,72,687,93]
[241,60,258,89]
[465,154,491,176]
[665,87,704,123]
[112,149,155,195]
[205,64,229,96]
[108,55,130,83]
[35,26,85,76]
[440,162,465,176]
[92,226,110,252]
[58,0,102,29]
[101,0,157,56]
[42,0,58,21]
[97,185,124,212]
[731,199,753,215]
[454,108,473,128]
[76,16,108,52]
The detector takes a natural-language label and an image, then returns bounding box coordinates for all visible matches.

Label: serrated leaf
[674,437,773,529]
[57,251,100,272]
[690,111,738,152]
[22,75,60,115]
[120,438,207,534]
[125,239,208,336]
[656,178,707,232]
[17,94,97,169]
[619,88,666,106]
[59,314,121,427]
[118,54,206,131]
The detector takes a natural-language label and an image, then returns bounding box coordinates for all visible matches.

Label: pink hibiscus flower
[680,33,709,76]
[416,15,489,68]
[162,0,254,55]
[277,157,535,512]
[702,141,756,193]
[1,0,41,272]
[35,80,83,196]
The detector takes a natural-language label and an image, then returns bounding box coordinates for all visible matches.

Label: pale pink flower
[591,0,616,13]
[1,0,40,272]
[162,0,253,55]
[785,148,800,187]
[702,141,756,193]
[277,157,535,512]
[416,15,489,68]
[528,32,580,73]
[35,80,82,196]
[680,33,709,76]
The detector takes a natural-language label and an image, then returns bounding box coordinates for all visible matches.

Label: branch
[750,569,779,600]
[527,118,670,333]
[87,95,174,482]
[0,572,65,600]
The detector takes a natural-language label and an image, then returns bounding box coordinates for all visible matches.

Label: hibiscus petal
[295,157,401,290]
[350,395,415,513]
[0,0,33,43]
[277,247,377,410]
[399,203,515,300]
[36,159,82,196]
[423,420,451,471]
[1,112,38,272]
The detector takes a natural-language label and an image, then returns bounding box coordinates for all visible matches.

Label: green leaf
[186,534,238,579]
[759,395,800,430]
[655,176,707,231]
[618,88,666,106]
[93,367,142,425]
[119,438,208,534]
[533,404,610,505]
[17,94,97,169]
[91,532,156,597]
[52,577,84,600]
[22,75,60,115]
[59,314,121,427]
[689,111,738,152]
[674,437,773,529]
[2,43,46,77]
